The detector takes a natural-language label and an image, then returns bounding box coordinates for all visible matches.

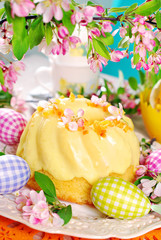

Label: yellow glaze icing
[17,97,140,185]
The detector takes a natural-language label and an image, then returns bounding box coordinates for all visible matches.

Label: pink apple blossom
[11,96,27,113]
[83,6,97,23]
[51,42,62,55]
[61,108,85,131]
[0,38,12,55]
[34,0,70,23]
[91,95,107,107]
[106,103,124,121]
[153,182,161,197]
[15,188,64,226]
[0,22,13,39]
[39,38,57,55]
[110,50,125,62]
[120,93,137,109]
[102,21,113,33]
[61,36,81,55]
[96,5,104,16]
[148,49,161,74]
[88,53,108,72]
[11,0,35,18]
[119,26,127,38]
[140,178,156,196]
[91,28,101,37]
[135,165,147,177]
[52,213,64,226]
[71,11,84,25]
[136,60,149,71]
[0,61,25,93]
[58,26,69,39]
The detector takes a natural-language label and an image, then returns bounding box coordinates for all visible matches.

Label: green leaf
[0,152,5,156]
[134,176,153,186]
[0,8,5,19]
[139,71,145,85]
[104,79,112,97]
[45,23,53,46]
[57,205,72,225]
[151,204,161,214]
[156,10,161,28]
[93,38,110,60]
[135,0,161,16]
[87,41,92,59]
[62,10,75,35]
[118,37,129,48]
[108,7,128,13]
[0,68,4,85]
[126,23,132,38]
[128,77,138,91]
[133,53,140,65]
[87,1,95,6]
[12,16,29,60]
[150,197,161,204]
[125,3,138,15]
[29,16,45,49]
[4,1,12,23]
[44,193,56,204]
[34,171,56,198]
[0,90,12,105]
[99,32,114,46]
[117,87,125,95]
[71,0,79,7]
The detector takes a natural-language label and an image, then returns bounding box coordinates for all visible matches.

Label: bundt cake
[17,94,140,204]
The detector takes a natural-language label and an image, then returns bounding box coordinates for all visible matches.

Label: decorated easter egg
[91,177,151,219]
[0,108,27,145]
[146,149,161,177]
[0,155,30,194]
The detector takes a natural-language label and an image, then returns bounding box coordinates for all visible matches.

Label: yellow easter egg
[91,177,151,219]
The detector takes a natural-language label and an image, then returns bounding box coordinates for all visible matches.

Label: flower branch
[0,0,161,93]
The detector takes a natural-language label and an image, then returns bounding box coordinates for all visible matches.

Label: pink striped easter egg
[146,149,161,177]
[0,108,27,145]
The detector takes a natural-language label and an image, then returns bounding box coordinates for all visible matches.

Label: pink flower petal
[68,121,78,131]
[154,182,161,197]
[77,118,84,128]
[53,4,63,21]
[77,109,84,118]
[64,108,74,117]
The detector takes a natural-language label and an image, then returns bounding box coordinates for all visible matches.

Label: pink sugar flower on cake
[107,103,124,121]
[91,95,107,107]
[61,108,85,131]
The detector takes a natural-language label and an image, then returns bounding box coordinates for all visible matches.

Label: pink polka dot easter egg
[0,108,27,145]
[146,149,161,177]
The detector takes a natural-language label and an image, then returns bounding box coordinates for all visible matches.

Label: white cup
[34,53,100,96]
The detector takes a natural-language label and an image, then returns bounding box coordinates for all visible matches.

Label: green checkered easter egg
[91,177,151,219]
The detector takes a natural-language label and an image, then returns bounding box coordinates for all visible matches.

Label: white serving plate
[1,192,161,239]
